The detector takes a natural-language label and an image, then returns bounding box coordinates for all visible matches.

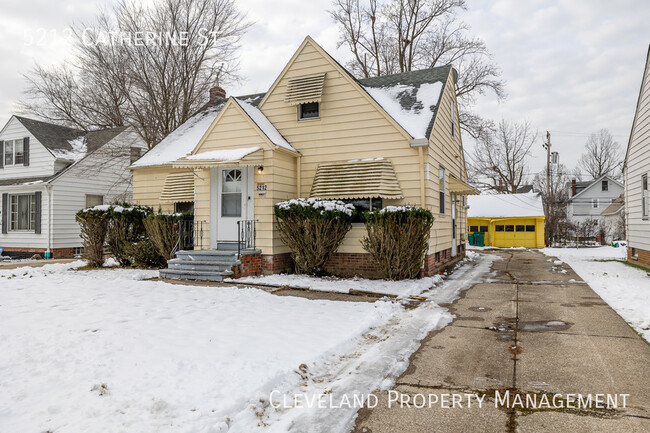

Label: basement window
[298,102,320,120]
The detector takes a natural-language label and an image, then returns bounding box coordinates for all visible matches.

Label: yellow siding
[131,166,177,213]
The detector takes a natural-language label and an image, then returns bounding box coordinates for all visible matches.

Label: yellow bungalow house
[467,193,545,249]
[131,36,478,280]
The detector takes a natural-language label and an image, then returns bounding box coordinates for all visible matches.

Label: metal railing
[237,219,255,257]
[172,219,203,257]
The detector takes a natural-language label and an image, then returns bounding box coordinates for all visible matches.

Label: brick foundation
[262,253,293,274]
[628,246,650,269]
[324,253,382,278]
[228,252,263,278]
[1,247,76,259]
[422,245,466,277]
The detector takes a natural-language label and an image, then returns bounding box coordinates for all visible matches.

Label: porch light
[257,166,264,174]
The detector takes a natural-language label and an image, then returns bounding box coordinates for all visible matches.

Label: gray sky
[1,0,648,178]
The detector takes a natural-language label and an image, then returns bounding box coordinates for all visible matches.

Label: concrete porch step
[167,259,239,272]
[159,268,233,282]
[175,250,239,261]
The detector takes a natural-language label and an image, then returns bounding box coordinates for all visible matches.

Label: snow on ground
[0,262,400,433]
[235,273,444,298]
[542,246,649,341]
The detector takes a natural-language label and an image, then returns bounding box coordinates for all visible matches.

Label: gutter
[46,184,53,255]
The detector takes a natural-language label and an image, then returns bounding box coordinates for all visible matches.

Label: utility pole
[543,131,551,197]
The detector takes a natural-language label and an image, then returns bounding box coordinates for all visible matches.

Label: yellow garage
[468,193,545,248]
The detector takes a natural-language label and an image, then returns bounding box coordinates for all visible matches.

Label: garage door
[493,219,538,248]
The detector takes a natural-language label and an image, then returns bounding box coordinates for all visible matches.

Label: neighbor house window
[602,180,608,191]
[9,194,36,231]
[3,139,24,166]
[451,100,456,138]
[342,198,383,223]
[85,195,104,209]
[592,199,598,208]
[439,167,446,214]
[130,147,142,164]
[643,175,648,218]
[298,102,320,120]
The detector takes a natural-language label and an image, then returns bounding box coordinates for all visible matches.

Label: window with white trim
[9,194,36,231]
[592,199,598,209]
[643,175,648,218]
[602,180,608,191]
[298,102,320,120]
[85,194,104,209]
[439,167,446,214]
[3,139,24,166]
[341,198,383,223]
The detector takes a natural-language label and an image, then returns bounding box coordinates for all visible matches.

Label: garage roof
[468,193,545,218]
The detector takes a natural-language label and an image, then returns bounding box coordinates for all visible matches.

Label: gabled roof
[232,98,295,151]
[359,66,451,139]
[566,174,624,202]
[468,193,545,218]
[601,194,624,216]
[624,44,650,171]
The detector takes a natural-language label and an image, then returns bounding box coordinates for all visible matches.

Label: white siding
[0,117,57,180]
[50,128,146,248]
[0,185,50,249]
[567,178,624,224]
[626,50,650,251]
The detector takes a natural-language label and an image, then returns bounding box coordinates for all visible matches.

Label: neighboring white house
[624,45,650,266]
[600,194,625,243]
[566,175,624,226]
[0,116,147,258]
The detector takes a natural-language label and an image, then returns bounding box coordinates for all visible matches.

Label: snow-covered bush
[105,205,153,267]
[123,236,166,268]
[75,207,110,267]
[274,198,354,275]
[143,213,190,262]
[362,205,434,280]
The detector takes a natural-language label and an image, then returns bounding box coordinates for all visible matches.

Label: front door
[451,193,457,257]
[216,167,248,242]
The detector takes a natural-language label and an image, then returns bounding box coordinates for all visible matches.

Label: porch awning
[172,146,263,169]
[310,158,403,199]
[160,171,194,203]
[449,173,480,195]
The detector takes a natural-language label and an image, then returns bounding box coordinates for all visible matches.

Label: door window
[221,169,242,217]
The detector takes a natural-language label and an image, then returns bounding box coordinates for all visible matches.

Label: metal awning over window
[449,173,480,195]
[285,72,326,105]
[310,159,403,199]
[172,147,264,169]
[160,172,194,203]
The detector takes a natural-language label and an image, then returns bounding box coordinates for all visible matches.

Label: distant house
[600,194,624,243]
[565,175,624,226]
[0,116,147,258]
[467,193,545,248]
[131,35,478,280]
[624,45,650,265]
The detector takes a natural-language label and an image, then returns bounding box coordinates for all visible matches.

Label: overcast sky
[1,0,648,178]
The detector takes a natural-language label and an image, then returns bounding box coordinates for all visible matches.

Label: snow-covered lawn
[542,246,650,341]
[235,273,444,298]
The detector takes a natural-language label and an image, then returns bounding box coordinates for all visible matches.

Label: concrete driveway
[353,249,650,433]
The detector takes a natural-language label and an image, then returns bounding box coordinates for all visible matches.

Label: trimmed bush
[362,205,434,280]
[124,237,166,268]
[106,204,153,266]
[274,198,354,275]
[76,206,110,267]
[143,213,190,261]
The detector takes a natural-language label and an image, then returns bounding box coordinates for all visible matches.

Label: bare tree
[329,0,505,137]
[578,129,623,179]
[533,163,572,246]
[468,119,536,193]
[21,0,249,148]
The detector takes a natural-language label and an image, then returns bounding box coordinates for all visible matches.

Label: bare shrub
[76,207,109,267]
[143,214,186,262]
[362,206,434,280]
[274,198,354,275]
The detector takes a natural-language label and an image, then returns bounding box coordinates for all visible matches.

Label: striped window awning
[160,172,194,203]
[448,173,480,195]
[285,73,326,105]
[310,159,403,199]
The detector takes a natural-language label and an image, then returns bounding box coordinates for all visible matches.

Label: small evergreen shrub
[362,205,434,280]
[124,237,166,268]
[106,204,153,266]
[274,198,354,275]
[76,206,110,267]
[143,212,191,261]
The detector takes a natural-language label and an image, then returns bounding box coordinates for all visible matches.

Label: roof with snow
[468,193,545,219]
[233,98,295,152]
[358,65,452,139]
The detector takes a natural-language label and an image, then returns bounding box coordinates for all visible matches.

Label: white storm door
[216,167,247,242]
[451,193,457,257]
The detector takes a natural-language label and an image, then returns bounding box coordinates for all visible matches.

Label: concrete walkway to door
[353,249,650,433]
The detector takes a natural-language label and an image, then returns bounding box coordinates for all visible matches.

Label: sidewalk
[353,249,650,432]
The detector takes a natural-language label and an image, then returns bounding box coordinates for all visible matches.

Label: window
[174,202,194,214]
[469,225,478,232]
[505,225,514,232]
[4,140,13,165]
[592,199,599,208]
[221,169,242,217]
[439,167,446,214]
[341,198,383,223]
[130,147,142,164]
[451,100,456,138]
[85,195,104,209]
[602,180,608,191]
[525,225,535,232]
[9,194,36,231]
[632,248,638,259]
[495,225,504,232]
[479,226,488,232]
[298,102,320,120]
[516,225,525,232]
[3,139,24,166]
[73,247,83,256]
[643,175,648,218]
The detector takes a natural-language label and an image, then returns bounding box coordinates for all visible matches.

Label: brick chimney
[209,85,226,103]
[571,179,577,196]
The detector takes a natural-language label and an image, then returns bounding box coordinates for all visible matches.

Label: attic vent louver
[285,72,326,105]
